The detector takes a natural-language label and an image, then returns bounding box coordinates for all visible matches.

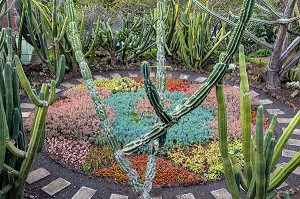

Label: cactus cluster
[0,23,63,198]
[216,45,300,199]
[66,0,255,197]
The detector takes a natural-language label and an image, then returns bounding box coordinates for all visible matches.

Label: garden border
[23,69,300,199]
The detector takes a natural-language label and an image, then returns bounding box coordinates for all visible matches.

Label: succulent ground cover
[25,77,268,186]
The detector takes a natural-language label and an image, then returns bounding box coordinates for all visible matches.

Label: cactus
[216,44,300,199]
[0,22,64,199]
[177,0,230,69]
[66,0,255,197]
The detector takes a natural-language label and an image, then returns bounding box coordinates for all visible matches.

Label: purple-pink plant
[187,84,259,139]
[25,88,115,141]
[45,136,90,169]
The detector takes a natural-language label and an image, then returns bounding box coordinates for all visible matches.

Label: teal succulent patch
[98,90,216,151]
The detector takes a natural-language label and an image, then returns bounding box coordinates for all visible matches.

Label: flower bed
[25,77,266,186]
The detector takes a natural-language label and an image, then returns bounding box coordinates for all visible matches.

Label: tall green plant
[66,0,255,197]
[216,45,300,199]
[0,26,64,198]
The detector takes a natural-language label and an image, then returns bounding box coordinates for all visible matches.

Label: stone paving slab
[179,74,190,80]
[60,82,74,88]
[21,103,35,109]
[42,177,71,196]
[55,88,62,93]
[110,194,128,199]
[128,72,138,78]
[176,193,195,199]
[167,73,172,78]
[194,76,207,83]
[211,188,232,199]
[266,109,284,115]
[94,75,105,80]
[250,91,259,97]
[277,182,288,190]
[111,73,122,78]
[287,138,300,146]
[151,197,162,199]
[278,118,293,124]
[258,99,273,105]
[22,112,31,118]
[26,167,50,184]
[76,78,85,83]
[282,149,298,158]
[277,162,300,175]
[71,186,97,199]
[150,72,155,78]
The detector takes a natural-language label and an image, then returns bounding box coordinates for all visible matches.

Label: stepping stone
[151,197,162,199]
[71,186,97,199]
[176,193,195,199]
[150,72,155,78]
[110,194,128,199]
[128,72,138,78]
[277,182,288,190]
[250,91,259,97]
[278,118,293,124]
[110,73,121,78]
[179,74,190,80]
[282,149,298,158]
[277,162,300,175]
[266,109,284,115]
[21,103,35,109]
[166,73,172,78]
[282,128,300,136]
[94,75,105,80]
[61,82,74,88]
[76,78,85,83]
[211,188,232,199]
[42,177,71,196]
[194,76,207,83]
[258,99,273,105]
[26,167,50,184]
[22,112,31,118]
[233,85,239,89]
[287,138,300,146]
[55,89,62,93]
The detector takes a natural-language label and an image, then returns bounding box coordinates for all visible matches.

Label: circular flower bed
[25,77,266,186]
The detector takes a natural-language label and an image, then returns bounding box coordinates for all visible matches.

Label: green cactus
[216,44,300,199]
[66,0,255,197]
[0,25,64,198]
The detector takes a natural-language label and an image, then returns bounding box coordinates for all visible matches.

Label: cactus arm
[265,138,275,193]
[272,110,300,167]
[4,63,14,134]
[29,0,51,27]
[47,80,56,105]
[269,151,300,192]
[17,3,25,56]
[239,44,252,186]
[245,171,256,199]
[6,141,26,158]
[0,91,8,173]
[255,106,266,199]
[142,62,172,124]
[216,77,241,199]
[259,0,283,18]
[55,55,65,87]
[14,55,43,107]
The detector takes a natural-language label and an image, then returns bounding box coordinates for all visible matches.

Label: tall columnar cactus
[216,45,300,199]
[66,0,255,198]
[0,25,64,198]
